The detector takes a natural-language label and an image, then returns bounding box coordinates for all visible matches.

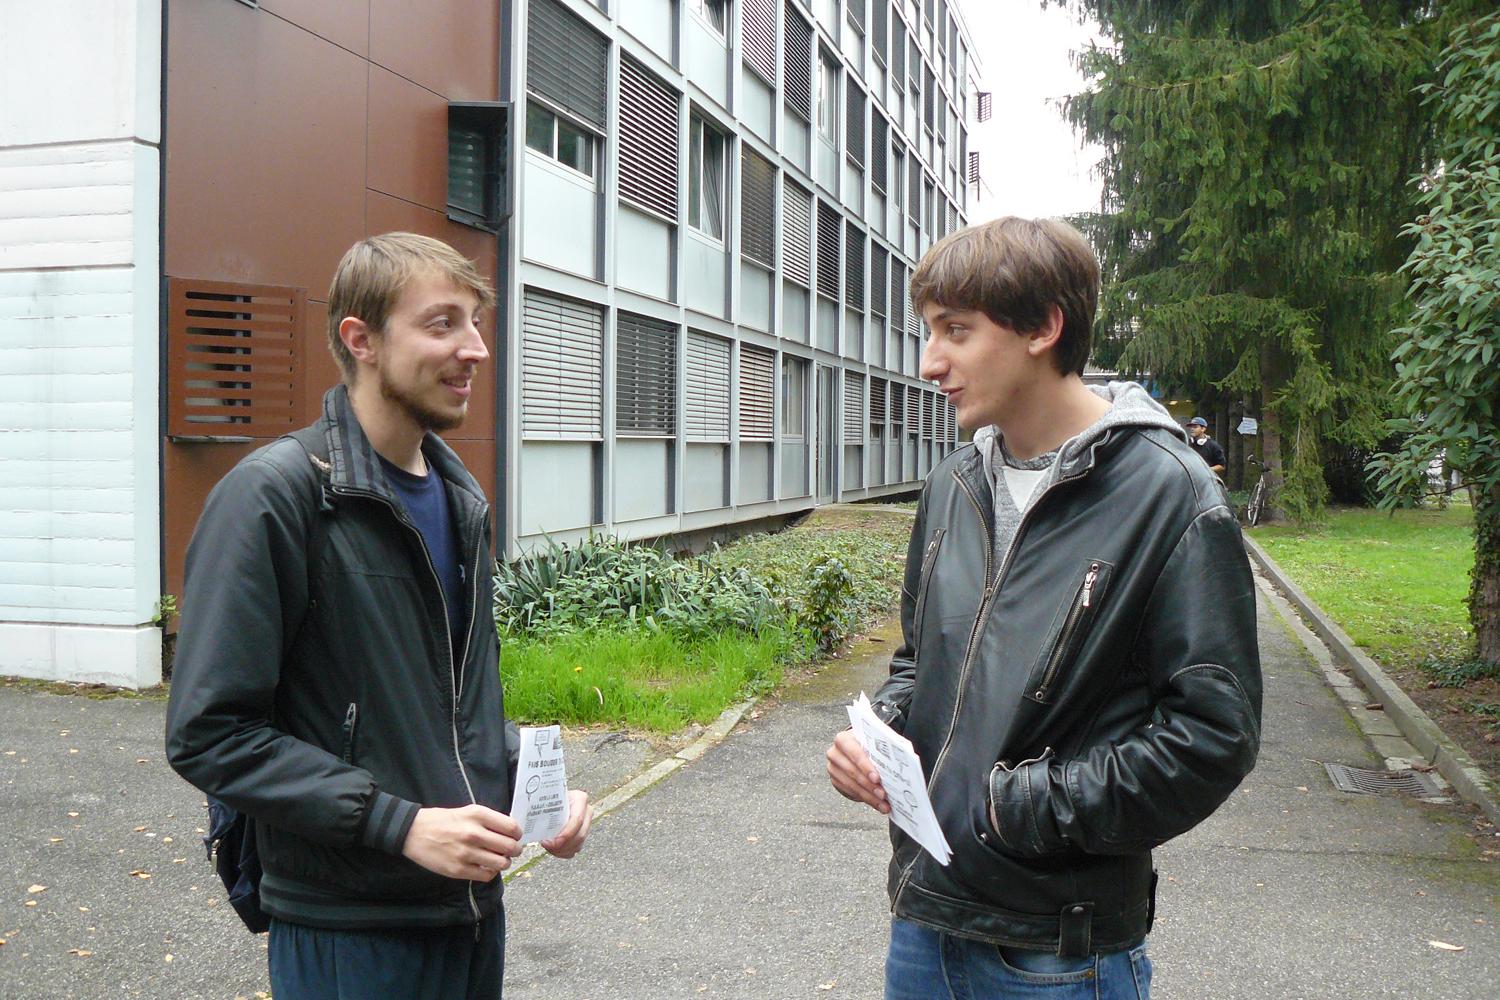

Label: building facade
[0,0,980,687]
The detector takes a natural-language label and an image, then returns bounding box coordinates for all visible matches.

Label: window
[689,0,727,33]
[872,114,888,194]
[783,180,814,287]
[784,3,814,121]
[740,344,776,440]
[527,0,608,129]
[843,372,865,444]
[688,114,728,240]
[743,0,777,84]
[686,332,732,441]
[616,313,677,437]
[817,49,840,143]
[741,147,777,268]
[891,145,904,210]
[782,355,808,436]
[846,82,866,167]
[525,102,597,178]
[522,289,604,439]
[845,220,864,311]
[448,103,508,231]
[619,56,680,220]
[816,200,841,301]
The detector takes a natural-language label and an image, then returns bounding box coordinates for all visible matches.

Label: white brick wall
[0,0,163,688]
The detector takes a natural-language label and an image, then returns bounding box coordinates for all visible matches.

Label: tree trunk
[1473,481,1500,667]
[1255,339,1296,523]
[1226,400,1246,491]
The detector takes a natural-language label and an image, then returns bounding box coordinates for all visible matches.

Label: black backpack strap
[280,424,334,645]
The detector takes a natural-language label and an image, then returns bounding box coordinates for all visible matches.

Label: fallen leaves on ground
[1428,940,1465,952]
[128,870,152,880]
[26,885,46,894]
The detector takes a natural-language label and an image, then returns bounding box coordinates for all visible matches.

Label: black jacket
[166,386,513,930]
[872,424,1261,954]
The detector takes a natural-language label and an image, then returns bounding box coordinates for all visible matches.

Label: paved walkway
[2,570,1497,998]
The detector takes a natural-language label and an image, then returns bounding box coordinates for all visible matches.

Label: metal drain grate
[1323,763,1443,797]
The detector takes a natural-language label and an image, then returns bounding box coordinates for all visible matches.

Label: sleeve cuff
[358,790,421,855]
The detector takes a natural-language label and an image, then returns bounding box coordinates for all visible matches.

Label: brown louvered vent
[168,278,304,439]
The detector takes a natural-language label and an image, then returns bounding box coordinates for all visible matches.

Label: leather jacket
[871,424,1261,955]
[167,386,514,930]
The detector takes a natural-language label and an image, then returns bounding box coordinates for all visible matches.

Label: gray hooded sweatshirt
[971,381,1189,568]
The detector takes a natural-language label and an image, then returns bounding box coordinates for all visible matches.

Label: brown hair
[326,232,496,383]
[909,217,1099,376]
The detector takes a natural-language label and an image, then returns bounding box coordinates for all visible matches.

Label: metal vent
[1323,764,1444,797]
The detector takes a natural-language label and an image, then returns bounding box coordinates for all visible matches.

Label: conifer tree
[1052,0,1447,520]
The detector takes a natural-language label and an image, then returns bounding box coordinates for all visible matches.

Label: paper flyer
[508,724,571,844]
[846,694,952,866]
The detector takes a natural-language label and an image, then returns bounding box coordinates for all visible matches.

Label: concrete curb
[1244,534,1500,827]
[506,699,756,878]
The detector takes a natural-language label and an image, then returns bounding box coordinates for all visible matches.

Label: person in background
[1187,416,1226,475]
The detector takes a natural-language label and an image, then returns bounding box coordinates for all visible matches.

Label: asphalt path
[2,581,1497,999]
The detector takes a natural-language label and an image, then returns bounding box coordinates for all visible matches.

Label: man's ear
[1025,304,1065,358]
[339,316,379,369]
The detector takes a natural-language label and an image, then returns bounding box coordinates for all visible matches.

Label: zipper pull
[1082,563,1100,608]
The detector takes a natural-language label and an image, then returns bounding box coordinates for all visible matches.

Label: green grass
[500,626,796,732]
[1251,506,1474,669]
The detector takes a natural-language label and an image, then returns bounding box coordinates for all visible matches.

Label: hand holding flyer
[508,725,571,844]
[846,694,952,866]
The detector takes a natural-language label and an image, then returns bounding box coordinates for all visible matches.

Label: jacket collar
[318,384,487,506]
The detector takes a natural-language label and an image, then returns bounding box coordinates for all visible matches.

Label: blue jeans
[885,918,1152,1000]
[268,908,505,1000]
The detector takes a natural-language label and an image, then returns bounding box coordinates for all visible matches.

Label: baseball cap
[1187,417,1207,427]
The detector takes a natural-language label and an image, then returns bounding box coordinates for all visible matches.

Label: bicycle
[1244,456,1273,526]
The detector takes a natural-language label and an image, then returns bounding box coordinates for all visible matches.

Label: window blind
[741,147,776,268]
[743,0,777,85]
[870,245,888,318]
[783,3,814,121]
[843,372,865,442]
[816,200,841,301]
[527,0,608,130]
[844,220,864,311]
[616,312,677,437]
[783,180,813,287]
[739,343,776,440]
[619,56,679,220]
[685,331,732,442]
[522,288,604,439]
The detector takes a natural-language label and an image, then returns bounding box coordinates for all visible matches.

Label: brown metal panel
[165,0,367,296]
[368,66,450,211]
[444,439,498,507]
[302,300,342,424]
[167,278,306,439]
[370,0,499,101]
[365,191,500,446]
[162,441,260,607]
[258,0,371,57]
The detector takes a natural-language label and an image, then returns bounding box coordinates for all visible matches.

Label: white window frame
[817,51,840,144]
[524,100,599,181]
[688,0,727,34]
[688,114,728,241]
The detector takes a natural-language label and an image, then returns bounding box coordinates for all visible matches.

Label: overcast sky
[955,1,1105,222]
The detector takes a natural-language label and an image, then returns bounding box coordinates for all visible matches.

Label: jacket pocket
[340,702,359,764]
[1024,560,1114,705]
[911,528,947,648]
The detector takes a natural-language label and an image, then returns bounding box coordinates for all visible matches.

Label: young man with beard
[826,217,1261,999]
[167,233,591,998]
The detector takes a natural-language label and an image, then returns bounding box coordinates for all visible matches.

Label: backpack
[202,425,331,934]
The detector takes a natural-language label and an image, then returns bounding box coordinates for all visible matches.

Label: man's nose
[918,334,944,383]
[460,321,490,364]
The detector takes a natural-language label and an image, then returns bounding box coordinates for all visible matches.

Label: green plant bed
[1251,506,1474,670]
[500,626,798,732]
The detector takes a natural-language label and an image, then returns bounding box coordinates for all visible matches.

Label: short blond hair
[326,233,496,383]
[909,217,1099,376]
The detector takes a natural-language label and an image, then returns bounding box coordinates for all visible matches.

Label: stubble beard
[379,367,467,433]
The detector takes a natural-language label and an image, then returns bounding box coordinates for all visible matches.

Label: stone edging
[505,698,755,879]
[1243,535,1500,827]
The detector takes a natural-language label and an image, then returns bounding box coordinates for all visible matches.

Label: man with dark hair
[1187,416,1227,475]
[167,233,592,998]
[827,217,1261,999]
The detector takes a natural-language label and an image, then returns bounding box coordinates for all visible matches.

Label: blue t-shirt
[379,455,465,654]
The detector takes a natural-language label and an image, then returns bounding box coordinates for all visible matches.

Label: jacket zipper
[891,464,1087,911]
[1033,562,1101,702]
[332,484,487,928]
[340,702,359,763]
[910,528,947,649]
